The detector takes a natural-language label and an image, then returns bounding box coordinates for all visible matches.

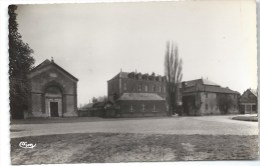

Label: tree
[217,94,234,114]
[164,41,183,116]
[92,97,98,103]
[9,5,35,119]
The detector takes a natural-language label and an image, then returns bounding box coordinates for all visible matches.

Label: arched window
[45,86,62,97]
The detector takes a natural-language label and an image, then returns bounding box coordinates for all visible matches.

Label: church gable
[28,59,78,82]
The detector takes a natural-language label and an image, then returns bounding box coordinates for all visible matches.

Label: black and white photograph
[0,0,259,165]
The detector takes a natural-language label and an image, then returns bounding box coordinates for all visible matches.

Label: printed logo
[19,141,36,149]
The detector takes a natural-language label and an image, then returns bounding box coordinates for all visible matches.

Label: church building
[26,59,78,118]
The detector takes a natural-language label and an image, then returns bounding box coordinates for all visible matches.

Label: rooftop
[118,93,165,101]
[108,71,166,82]
[248,89,258,97]
[182,79,239,94]
[182,78,220,87]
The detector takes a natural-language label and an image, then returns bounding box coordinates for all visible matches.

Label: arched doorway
[45,86,63,117]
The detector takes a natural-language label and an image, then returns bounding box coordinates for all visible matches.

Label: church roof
[29,59,78,81]
[118,93,164,101]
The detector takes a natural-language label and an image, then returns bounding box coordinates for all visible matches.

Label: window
[158,86,162,92]
[153,86,156,92]
[153,105,156,112]
[205,93,208,98]
[138,84,142,92]
[163,86,166,93]
[205,104,208,110]
[144,85,148,92]
[123,83,127,91]
[130,105,134,112]
[142,104,145,112]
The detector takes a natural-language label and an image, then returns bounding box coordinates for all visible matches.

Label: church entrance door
[50,102,59,117]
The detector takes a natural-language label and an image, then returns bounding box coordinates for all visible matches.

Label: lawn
[11,133,258,164]
[232,115,258,122]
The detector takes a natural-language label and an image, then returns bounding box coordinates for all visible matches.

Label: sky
[15,0,257,106]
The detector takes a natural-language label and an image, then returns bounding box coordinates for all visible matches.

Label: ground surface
[10,116,259,164]
[10,116,258,138]
[11,133,258,164]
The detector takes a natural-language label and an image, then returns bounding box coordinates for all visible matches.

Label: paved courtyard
[10,115,258,138]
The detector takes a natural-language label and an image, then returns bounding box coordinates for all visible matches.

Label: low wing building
[239,89,258,114]
[181,79,240,115]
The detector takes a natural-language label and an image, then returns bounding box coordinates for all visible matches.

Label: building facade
[107,71,241,117]
[181,79,240,115]
[26,59,78,118]
[107,71,168,117]
[239,89,257,114]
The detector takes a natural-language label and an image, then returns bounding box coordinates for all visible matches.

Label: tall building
[107,71,168,117]
[107,71,241,117]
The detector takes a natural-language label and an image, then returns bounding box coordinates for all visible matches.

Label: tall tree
[164,41,183,116]
[9,5,35,119]
[217,94,235,114]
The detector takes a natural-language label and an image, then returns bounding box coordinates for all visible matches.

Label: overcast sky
[16,0,257,106]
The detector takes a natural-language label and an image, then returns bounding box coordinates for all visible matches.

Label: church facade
[26,59,78,118]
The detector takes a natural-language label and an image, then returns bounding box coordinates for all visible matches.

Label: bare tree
[164,41,183,116]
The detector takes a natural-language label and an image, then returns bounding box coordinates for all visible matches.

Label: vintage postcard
[6,0,259,165]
